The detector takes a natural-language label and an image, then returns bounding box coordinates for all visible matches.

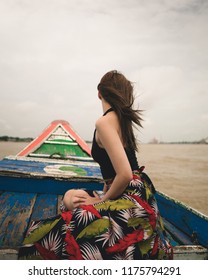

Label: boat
[0,120,207,260]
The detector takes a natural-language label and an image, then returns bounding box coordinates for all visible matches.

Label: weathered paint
[30,194,58,220]
[155,191,208,248]
[0,192,36,247]
[1,246,207,260]
[0,249,18,260]
[0,157,102,178]
[173,245,208,260]
[0,191,62,250]
[0,189,207,259]
[162,218,193,246]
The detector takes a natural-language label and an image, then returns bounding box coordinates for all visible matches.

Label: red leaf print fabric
[106,229,144,254]
[35,242,60,260]
[130,194,157,229]
[79,204,102,219]
[18,171,172,260]
[65,230,83,260]
[61,210,73,224]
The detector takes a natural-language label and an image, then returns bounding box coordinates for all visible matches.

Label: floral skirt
[18,170,173,260]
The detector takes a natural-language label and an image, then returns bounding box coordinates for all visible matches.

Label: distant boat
[0,120,207,260]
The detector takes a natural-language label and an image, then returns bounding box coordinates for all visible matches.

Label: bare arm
[96,117,132,201]
[84,114,133,205]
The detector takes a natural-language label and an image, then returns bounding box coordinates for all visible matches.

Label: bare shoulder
[95,112,121,148]
[95,111,119,130]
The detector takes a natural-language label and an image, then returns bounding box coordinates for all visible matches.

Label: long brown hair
[97,70,143,151]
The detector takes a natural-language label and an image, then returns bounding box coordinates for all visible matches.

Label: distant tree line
[148,137,208,144]
[0,136,33,142]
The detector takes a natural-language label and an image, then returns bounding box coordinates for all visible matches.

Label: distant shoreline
[0,135,207,145]
[0,136,33,142]
[0,139,207,145]
[148,141,208,145]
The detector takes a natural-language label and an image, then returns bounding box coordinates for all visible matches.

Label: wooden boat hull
[0,157,207,260]
[155,191,208,248]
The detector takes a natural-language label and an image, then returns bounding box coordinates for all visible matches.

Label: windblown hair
[97,70,143,151]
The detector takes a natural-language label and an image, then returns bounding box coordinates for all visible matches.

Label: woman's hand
[103,183,108,193]
[83,191,102,205]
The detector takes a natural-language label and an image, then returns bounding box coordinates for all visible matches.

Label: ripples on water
[138,144,208,216]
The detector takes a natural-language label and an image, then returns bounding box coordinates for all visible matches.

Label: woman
[18,70,172,260]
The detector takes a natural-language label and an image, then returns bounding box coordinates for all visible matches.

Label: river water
[0,141,207,216]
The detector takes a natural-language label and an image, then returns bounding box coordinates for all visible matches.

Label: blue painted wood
[57,195,63,214]
[0,192,19,227]
[162,218,193,246]
[30,194,58,220]
[0,158,102,178]
[0,175,103,195]
[156,191,208,248]
[0,158,49,173]
[0,189,207,252]
[0,192,36,247]
[0,157,207,252]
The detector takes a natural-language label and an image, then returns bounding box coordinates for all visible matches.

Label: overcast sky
[0,0,207,143]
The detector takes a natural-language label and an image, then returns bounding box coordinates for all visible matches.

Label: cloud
[0,119,12,132]
[15,101,38,112]
[0,0,207,143]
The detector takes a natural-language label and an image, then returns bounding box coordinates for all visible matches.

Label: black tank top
[91,108,139,180]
